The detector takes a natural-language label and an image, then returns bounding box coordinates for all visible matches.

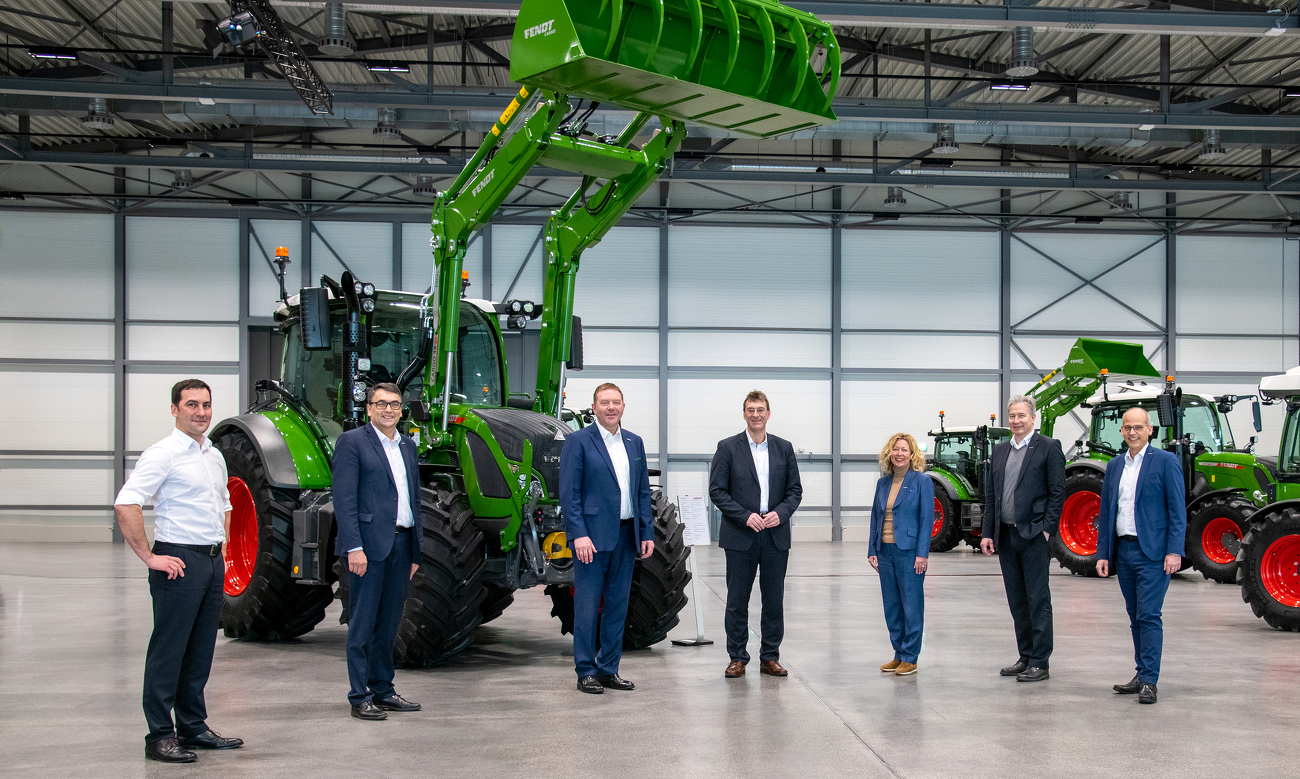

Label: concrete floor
[2,542,1298,779]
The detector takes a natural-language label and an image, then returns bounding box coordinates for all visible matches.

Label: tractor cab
[1085,389,1235,462]
[930,426,1010,496]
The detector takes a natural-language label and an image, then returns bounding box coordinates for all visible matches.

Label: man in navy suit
[1096,406,1187,705]
[709,390,802,679]
[559,383,655,694]
[332,382,423,720]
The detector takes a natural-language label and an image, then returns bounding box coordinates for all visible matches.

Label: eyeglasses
[369,400,402,411]
[1121,425,1148,433]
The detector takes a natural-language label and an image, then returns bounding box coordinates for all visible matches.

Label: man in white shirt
[115,379,243,763]
[1095,406,1187,705]
[708,390,802,679]
[559,383,655,694]
[331,382,422,720]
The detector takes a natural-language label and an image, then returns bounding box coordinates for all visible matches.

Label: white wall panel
[798,465,832,507]
[669,331,830,368]
[562,376,659,455]
[1011,335,1166,374]
[127,217,239,321]
[1178,236,1298,335]
[665,466,709,512]
[669,227,830,328]
[128,324,240,363]
[0,212,114,318]
[0,322,113,360]
[0,371,113,450]
[842,378,999,455]
[311,221,392,289]
[583,330,658,367]
[840,462,879,518]
[1012,233,1165,332]
[843,333,998,370]
[248,220,300,318]
[842,230,998,330]
[401,223,482,295]
[574,227,659,327]
[1176,337,1297,374]
[128,372,239,451]
[491,225,546,304]
[670,378,830,454]
[0,460,113,504]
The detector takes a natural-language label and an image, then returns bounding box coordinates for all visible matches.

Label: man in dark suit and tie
[559,382,655,695]
[709,390,803,679]
[1096,406,1187,704]
[981,394,1065,683]
[332,382,423,720]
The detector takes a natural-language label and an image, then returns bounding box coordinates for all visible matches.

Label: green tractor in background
[925,414,1007,552]
[209,0,843,664]
[1234,368,1300,630]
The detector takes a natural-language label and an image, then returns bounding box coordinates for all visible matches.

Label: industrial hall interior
[4,0,1300,776]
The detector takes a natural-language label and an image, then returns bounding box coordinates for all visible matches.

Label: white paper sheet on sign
[678,495,711,547]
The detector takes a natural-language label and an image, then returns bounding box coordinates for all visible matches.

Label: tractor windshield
[1280,406,1300,473]
[1091,397,1233,456]
[933,434,978,489]
[451,304,504,407]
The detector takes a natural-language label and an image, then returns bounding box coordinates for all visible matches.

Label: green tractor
[210,0,843,664]
[1235,368,1300,630]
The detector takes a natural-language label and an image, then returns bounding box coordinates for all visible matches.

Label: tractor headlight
[361,283,375,297]
[361,298,375,313]
[352,383,367,402]
[522,301,535,314]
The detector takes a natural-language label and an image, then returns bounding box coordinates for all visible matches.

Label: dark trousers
[143,543,224,744]
[346,530,412,705]
[878,542,925,663]
[998,524,1054,668]
[724,528,789,664]
[573,520,636,678]
[1116,536,1171,684]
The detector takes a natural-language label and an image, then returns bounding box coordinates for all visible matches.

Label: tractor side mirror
[1156,393,1175,428]
[1150,425,1159,440]
[300,287,331,350]
[1253,399,1263,433]
[567,315,584,371]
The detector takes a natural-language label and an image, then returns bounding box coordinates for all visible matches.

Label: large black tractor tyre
[963,527,984,551]
[929,489,962,553]
[393,487,489,666]
[1186,495,1254,584]
[547,489,692,649]
[479,583,516,625]
[1237,506,1300,631]
[215,431,333,640]
[1051,469,1104,577]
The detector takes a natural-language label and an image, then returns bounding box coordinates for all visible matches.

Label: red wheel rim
[1060,490,1100,556]
[224,477,258,597]
[1261,534,1300,608]
[1200,517,1243,565]
[932,497,944,538]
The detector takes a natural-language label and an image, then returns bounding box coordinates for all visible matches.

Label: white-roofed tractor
[206,0,843,663]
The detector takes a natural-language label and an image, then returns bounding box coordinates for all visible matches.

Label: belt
[620,518,634,525]
[1118,534,1139,542]
[395,525,412,534]
[156,541,222,557]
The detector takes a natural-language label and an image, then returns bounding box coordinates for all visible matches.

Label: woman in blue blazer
[868,432,934,676]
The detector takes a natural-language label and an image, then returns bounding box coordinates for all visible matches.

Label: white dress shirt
[115,428,231,545]
[1010,432,1032,450]
[349,424,415,554]
[1116,444,1148,537]
[600,424,634,519]
[748,432,770,514]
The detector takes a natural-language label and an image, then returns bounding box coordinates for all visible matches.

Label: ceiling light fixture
[991,80,1031,91]
[884,186,907,209]
[1198,128,1227,160]
[1005,27,1038,78]
[317,3,354,56]
[27,46,78,60]
[367,61,410,72]
[1137,123,1156,131]
[932,123,959,155]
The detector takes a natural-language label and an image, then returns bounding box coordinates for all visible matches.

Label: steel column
[659,182,670,474]
[112,201,125,543]
[1166,192,1177,375]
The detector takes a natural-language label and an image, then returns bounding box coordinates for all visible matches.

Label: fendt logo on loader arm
[471,168,495,198]
[524,19,555,39]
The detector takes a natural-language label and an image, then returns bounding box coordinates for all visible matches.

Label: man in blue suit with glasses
[559,382,655,695]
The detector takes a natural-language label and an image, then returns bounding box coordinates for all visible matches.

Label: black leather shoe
[1017,667,1050,682]
[577,675,604,694]
[178,730,243,750]
[375,694,421,712]
[596,673,635,691]
[1114,676,1142,695]
[145,738,197,763]
[351,701,388,720]
[1000,660,1028,677]
[1138,683,1158,704]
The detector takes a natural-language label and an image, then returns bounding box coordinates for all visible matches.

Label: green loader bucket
[1062,338,1161,381]
[509,0,840,138]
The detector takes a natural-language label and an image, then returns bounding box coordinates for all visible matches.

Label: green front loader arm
[534,113,685,415]
[1025,338,1162,437]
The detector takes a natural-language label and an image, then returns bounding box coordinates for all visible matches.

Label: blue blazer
[868,469,934,558]
[1096,445,1187,565]
[331,424,422,564]
[559,423,653,552]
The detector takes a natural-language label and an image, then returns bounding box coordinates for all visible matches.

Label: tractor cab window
[1279,407,1300,473]
[1091,403,1152,455]
[933,434,978,488]
[451,303,504,407]
[1182,399,1233,452]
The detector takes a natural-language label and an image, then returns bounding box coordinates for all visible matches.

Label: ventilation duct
[1108,191,1132,211]
[174,169,194,189]
[373,107,400,140]
[932,124,959,155]
[1006,27,1038,78]
[81,97,114,130]
[413,174,438,198]
[884,186,907,208]
[317,3,354,57]
[1198,129,1227,160]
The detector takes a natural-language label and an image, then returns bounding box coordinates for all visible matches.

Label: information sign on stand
[671,495,714,647]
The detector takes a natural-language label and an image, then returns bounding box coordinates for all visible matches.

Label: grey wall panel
[1178,236,1298,335]
[583,330,659,367]
[126,217,239,322]
[1176,336,1298,373]
[491,225,546,303]
[0,458,113,505]
[0,212,115,319]
[1011,233,1165,333]
[0,369,113,450]
[0,322,113,360]
[311,221,392,289]
[670,377,831,454]
[247,220,300,318]
[843,332,998,370]
[128,324,239,362]
[401,222,482,295]
[669,331,831,367]
[563,375,659,455]
[574,227,659,327]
